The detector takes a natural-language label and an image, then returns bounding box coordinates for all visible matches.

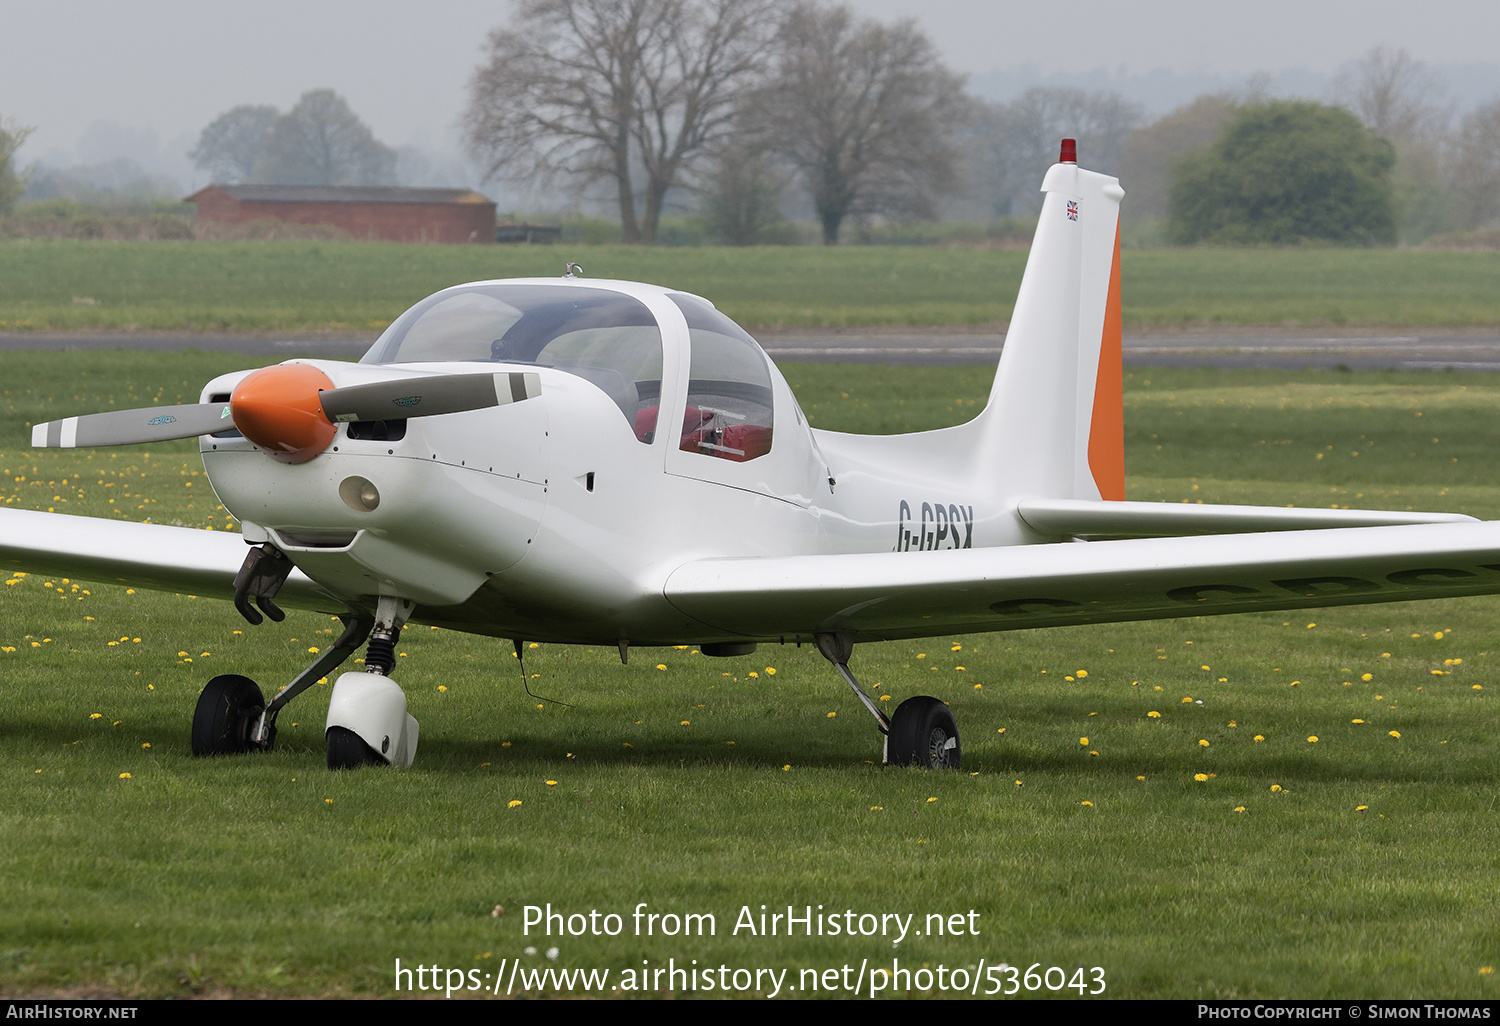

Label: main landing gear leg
[325,597,420,769]
[191,610,374,758]
[815,631,961,770]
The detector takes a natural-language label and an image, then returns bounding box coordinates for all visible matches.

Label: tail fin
[979,145,1124,502]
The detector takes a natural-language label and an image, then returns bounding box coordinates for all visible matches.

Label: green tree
[699,144,787,244]
[0,116,35,215]
[255,90,396,187]
[1168,101,1396,245]
[189,105,278,184]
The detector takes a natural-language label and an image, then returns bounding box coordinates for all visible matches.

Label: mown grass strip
[6,242,1500,332]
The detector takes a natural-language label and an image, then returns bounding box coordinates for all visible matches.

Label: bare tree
[1450,100,1500,228]
[749,2,969,244]
[973,88,1143,218]
[189,105,278,183]
[0,115,34,214]
[1115,93,1236,220]
[465,0,777,245]
[1335,46,1448,144]
[255,90,396,187]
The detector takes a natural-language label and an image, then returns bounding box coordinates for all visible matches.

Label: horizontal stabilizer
[1016,498,1475,538]
[31,403,232,449]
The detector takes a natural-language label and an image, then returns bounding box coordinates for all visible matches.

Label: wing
[663,521,1500,643]
[1015,498,1475,538]
[0,508,339,612]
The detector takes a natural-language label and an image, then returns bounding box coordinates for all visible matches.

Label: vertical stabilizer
[978,151,1124,503]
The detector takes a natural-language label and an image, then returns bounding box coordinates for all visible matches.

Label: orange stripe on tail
[1088,224,1125,500]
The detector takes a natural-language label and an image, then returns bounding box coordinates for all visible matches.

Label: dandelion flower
[1389,731,1401,739]
[1198,739,1209,747]
[782,764,790,771]
[89,713,101,720]
[680,720,690,726]
[1307,736,1319,743]
[747,671,758,678]
[437,685,447,692]
[1271,783,1282,792]
[1079,737,1089,746]
[826,711,836,718]
[765,667,776,675]
[870,806,883,811]
[926,797,937,803]
[1076,669,1088,677]
[1234,806,1246,813]
[1181,696,1193,703]
[1474,685,1484,691]
[1352,719,1365,724]
[1147,711,1161,719]
[1080,800,1093,806]
[545,780,556,786]
[324,798,333,805]
[996,727,1006,734]
[656,663,667,670]
[1194,773,1208,782]
[1362,673,1373,681]
[508,800,522,808]
[119,772,131,779]
[1356,805,1368,812]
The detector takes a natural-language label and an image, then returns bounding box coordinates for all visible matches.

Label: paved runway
[6,327,1500,370]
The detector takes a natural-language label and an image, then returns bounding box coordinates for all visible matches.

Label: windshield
[363,284,663,435]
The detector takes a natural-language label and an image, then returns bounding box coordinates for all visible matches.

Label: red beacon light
[1059,138,1077,164]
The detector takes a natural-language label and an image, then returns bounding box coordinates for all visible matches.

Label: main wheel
[191,674,266,756]
[887,696,961,769]
[326,726,384,770]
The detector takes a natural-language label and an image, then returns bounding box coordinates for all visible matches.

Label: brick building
[185,185,496,243]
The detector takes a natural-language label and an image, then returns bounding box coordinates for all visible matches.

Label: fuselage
[198,278,1025,645]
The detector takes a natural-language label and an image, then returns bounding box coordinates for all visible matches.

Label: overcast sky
[6,0,1500,182]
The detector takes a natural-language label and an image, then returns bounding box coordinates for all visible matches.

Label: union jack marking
[1066,200,1079,221]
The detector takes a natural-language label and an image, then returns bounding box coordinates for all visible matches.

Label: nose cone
[230,364,338,464]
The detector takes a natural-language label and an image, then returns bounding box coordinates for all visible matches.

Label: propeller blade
[319,372,539,423]
[30,403,234,449]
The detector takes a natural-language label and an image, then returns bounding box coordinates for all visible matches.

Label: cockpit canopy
[363,282,775,461]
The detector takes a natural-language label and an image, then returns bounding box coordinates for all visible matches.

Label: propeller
[29,365,541,464]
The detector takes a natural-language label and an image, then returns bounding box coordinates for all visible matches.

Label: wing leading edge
[0,508,336,612]
[664,521,1500,643]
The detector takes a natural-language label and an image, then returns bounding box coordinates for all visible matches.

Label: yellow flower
[545,780,556,786]
[870,806,883,811]
[826,711,836,718]
[89,713,101,720]
[1434,631,1443,639]
[747,671,758,678]
[1136,775,1145,780]
[307,646,319,653]
[1271,783,1283,792]
[1307,736,1319,743]
[118,772,131,779]
[1079,737,1089,745]
[1361,673,1373,681]
[1234,806,1246,813]
[508,800,522,808]
[656,663,667,670]
[782,764,790,771]
[324,798,333,805]
[972,682,980,689]
[1147,711,1161,718]
[1200,665,1210,671]
[1194,773,1208,782]
[1228,720,1237,728]
[1080,800,1093,806]
[141,742,150,748]
[765,667,776,675]
[1352,718,1365,724]
[621,742,632,748]
[437,685,447,692]
[1198,739,1209,748]
[1181,696,1193,703]
[1474,685,1484,691]
[879,695,890,701]
[926,797,937,803]
[1356,805,1368,812]
[996,727,1006,734]
[1389,731,1401,739]
[680,720,690,726]
[1076,669,1088,677]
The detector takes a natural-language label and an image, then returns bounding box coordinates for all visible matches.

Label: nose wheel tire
[887,696,961,769]
[326,726,385,769]
[191,674,268,756]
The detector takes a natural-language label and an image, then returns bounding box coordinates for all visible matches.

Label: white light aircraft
[5,141,1495,771]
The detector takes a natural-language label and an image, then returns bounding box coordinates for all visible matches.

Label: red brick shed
[185,185,496,243]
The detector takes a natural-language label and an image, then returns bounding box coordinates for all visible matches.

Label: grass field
[6,241,1500,332]
[0,353,1497,999]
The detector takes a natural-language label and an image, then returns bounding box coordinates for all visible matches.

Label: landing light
[339,476,380,512]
